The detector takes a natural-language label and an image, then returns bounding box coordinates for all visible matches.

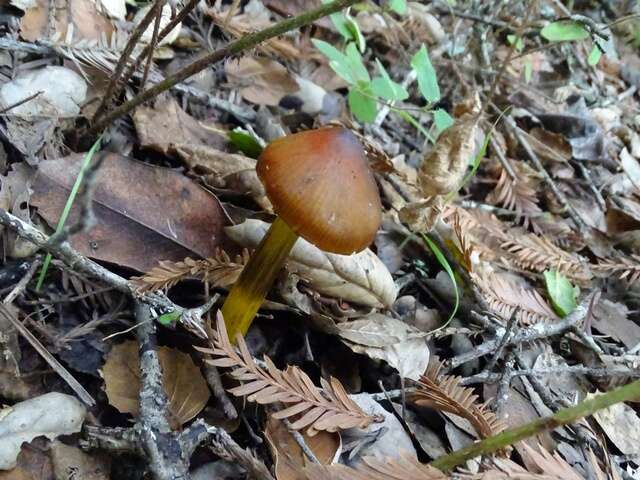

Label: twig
[203,362,238,420]
[446,291,596,370]
[3,259,39,305]
[140,0,166,91]
[430,379,640,471]
[0,91,43,115]
[92,0,168,123]
[494,352,515,415]
[483,308,518,373]
[0,208,212,334]
[282,418,321,464]
[88,0,361,135]
[0,304,96,406]
[503,114,588,231]
[461,364,640,385]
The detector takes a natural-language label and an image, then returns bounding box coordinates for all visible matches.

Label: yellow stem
[221,217,298,340]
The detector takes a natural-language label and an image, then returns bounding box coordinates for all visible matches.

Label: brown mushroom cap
[256,127,382,254]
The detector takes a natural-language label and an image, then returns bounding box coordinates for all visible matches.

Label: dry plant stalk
[131,249,249,292]
[472,270,558,324]
[409,358,506,439]
[197,313,379,436]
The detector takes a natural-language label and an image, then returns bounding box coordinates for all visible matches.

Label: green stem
[89,0,360,134]
[221,217,298,340]
[431,378,640,472]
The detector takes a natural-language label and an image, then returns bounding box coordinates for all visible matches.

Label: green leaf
[541,21,589,42]
[588,44,602,65]
[411,45,440,103]
[228,129,263,158]
[348,86,377,123]
[422,235,458,331]
[433,108,454,136]
[312,39,355,84]
[322,0,365,51]
[370,59,408,101]
[157,310,181,325]
[388,0,407,15]
[544,270,578,317]
[36,136,103,291]
[524,58,533,82]
[507,34,524,51]
[345,42,370,82]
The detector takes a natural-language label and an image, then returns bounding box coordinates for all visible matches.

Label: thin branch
[88,0,360,134]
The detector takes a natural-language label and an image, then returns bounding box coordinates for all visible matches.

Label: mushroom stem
[221,216,298,340]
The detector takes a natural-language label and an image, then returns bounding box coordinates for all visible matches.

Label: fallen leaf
[590,391,640,455]
[225,219,398,308]
[591,299,640,349]
[0,67,87,118]
[31,152,230,272]
[337,314,429,380]
[0,440,53,480]
[133,3,181,45]
[225,57,299,106]
[20,0,114,43]
[0,393,86,470]
[50,441,110,480]
[264,416,340,480]
[102,341,210,426]
[96,0,125,20]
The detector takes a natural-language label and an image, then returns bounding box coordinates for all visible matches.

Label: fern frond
[594,255,640,285]
[487,164,543,231]
[409,358,506,439]
[472,271,558,324]
[131,249,248,293]
[197,313,378,436]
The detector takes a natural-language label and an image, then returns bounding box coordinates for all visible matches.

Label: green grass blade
[35,137,103,291]
[422,234,459,333]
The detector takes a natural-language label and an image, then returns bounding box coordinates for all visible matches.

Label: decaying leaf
[225,219,398,308]
[198,313,378,436]
[102,341,210,426]
[590,391,640,455]
[337,314,429,381]
[51,441,110,480]
[225,56,300,106]
[31,152,230,272]
[0,392,86,470]
[472,270,559,324]
[131,249,249,293]
[265,415,340,480]
[408,358,505,440]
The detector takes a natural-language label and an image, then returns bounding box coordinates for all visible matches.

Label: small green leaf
[588,44,602,65]
[411,45,440,103]
[388,0,407,15]
[157,310,181,325]
[422,235,458,330]
[433,108,454,136]
[544,270,578,317]
[541,21,589,42]
[345,42,370,83]
[312,39,355,84]
[507,34,524,51]
[228,129,263,158]
[348,86,377,123]
[370,59,408,101]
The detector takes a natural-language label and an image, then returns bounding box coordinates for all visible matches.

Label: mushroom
[221,126,382,339]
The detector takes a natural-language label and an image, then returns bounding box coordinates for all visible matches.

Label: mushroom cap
[256,127,382,254]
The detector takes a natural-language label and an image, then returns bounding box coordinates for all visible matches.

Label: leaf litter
[0,0,640,479]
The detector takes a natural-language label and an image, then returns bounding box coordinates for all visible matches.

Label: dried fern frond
[302,453,447,480]
[408,358,506,439]
[472,271,558,324]
[132,249,248,293]
[198,313,378,436]
[594,255,640,285]
[500,232,592,283]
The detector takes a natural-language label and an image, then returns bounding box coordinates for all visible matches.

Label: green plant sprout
[540,19,608,66]
[35,137,103,291]
[422,234,459,333]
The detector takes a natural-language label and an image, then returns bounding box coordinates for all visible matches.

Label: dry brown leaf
[20,0,114,42]
[131,249,249,293]
[225,57,299,106]
[594,254,640,285]
[265,416,340,480]
[472,270,558,324]
[31,152,230,273]
[408,358,505,439]
[226,219,398,308]
[197,313,378,436]
[102,341,210,426]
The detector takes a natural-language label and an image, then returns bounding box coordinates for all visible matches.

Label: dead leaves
[409,359,505,440]
[199,314,379,436]
[31,152,229,272]
[102,341,210,426]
